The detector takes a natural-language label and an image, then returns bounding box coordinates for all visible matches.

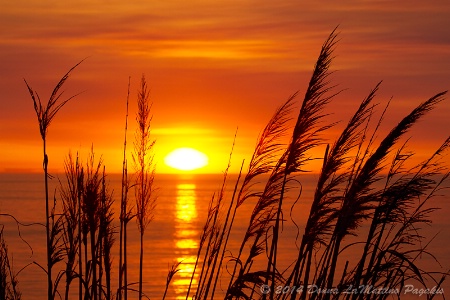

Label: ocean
[0,173,449,299]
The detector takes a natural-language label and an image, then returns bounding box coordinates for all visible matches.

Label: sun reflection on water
[176,184,198,222]
[173,183,199,296]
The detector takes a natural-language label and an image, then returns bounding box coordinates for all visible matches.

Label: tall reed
[203,29,448,300]
[59,152,83,300]
[58,148,114,300]
[316,92,446,300]
[225,94,295,298]
[264,27,339,299]
[118,77,132,300]
[100,166,115,300]
[284,83,378,300]
[133,74,157,300]
[25,60,83,300]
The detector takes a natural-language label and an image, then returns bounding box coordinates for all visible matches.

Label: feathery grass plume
[348,143,419,298]
[237,95,296,209]
[265,28,340,299]
[0,226,21,300]
[196,140,234,300]
[344,92,446,233]
[222,95,295,298]
[215,96,295,296]
[372,186,444,288]
[25,60,83,300]
[59,152,83,300]
[82,149,104,300]
[347,171,450,300]
[60,149,114,300]
[225,152,289,299]
[283,83,379,300]
[118,76,131,300]
[317,92,447,297]
[132,74,156,300]
[162,261,182,300]
[205,127,278,299]
[285,29,339,176]
[348,137,450,300]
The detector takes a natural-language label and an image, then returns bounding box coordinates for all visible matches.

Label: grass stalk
[265,28,339,299]
[60,152,83,300]
[78,161,84,300]
[185,192,217,300]
[25,60,83,300]
[221,95,294,298]
[133,74,156,300]
[118,76,131,300]
[162,262,181,300]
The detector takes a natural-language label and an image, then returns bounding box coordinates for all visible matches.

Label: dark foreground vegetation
[1,29,449,300]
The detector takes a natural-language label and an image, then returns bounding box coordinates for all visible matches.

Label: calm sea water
[0,173,449,299]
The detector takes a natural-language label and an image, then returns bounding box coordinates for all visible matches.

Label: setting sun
[164,147,208,171]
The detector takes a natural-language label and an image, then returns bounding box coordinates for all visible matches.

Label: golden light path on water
[174,183,199,298]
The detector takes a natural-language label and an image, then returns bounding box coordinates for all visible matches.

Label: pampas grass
[25,60,83,300]
[206,29,448,300]
[5,29,446,300]
[264,28,339,300]
[133,74,157,300]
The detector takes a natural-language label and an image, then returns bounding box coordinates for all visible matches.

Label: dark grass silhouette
[0,226,21,300]
[59,149,114,300]
[1,28,447,300]
[197,29,449,300]
[133,74,157,300]
[25,60,84,300]
[118,77,132,300]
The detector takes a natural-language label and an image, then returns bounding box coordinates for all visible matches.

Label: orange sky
[1,1,449,174]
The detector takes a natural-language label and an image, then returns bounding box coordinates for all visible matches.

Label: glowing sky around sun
[1,1,449,173]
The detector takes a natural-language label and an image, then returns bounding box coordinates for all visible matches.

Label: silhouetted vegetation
[0,227,21,300]
[133,74,157,300]
[25,60,84,300]
[0,29,448,300]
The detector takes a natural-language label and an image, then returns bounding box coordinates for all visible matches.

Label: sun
[164,147,209,171]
